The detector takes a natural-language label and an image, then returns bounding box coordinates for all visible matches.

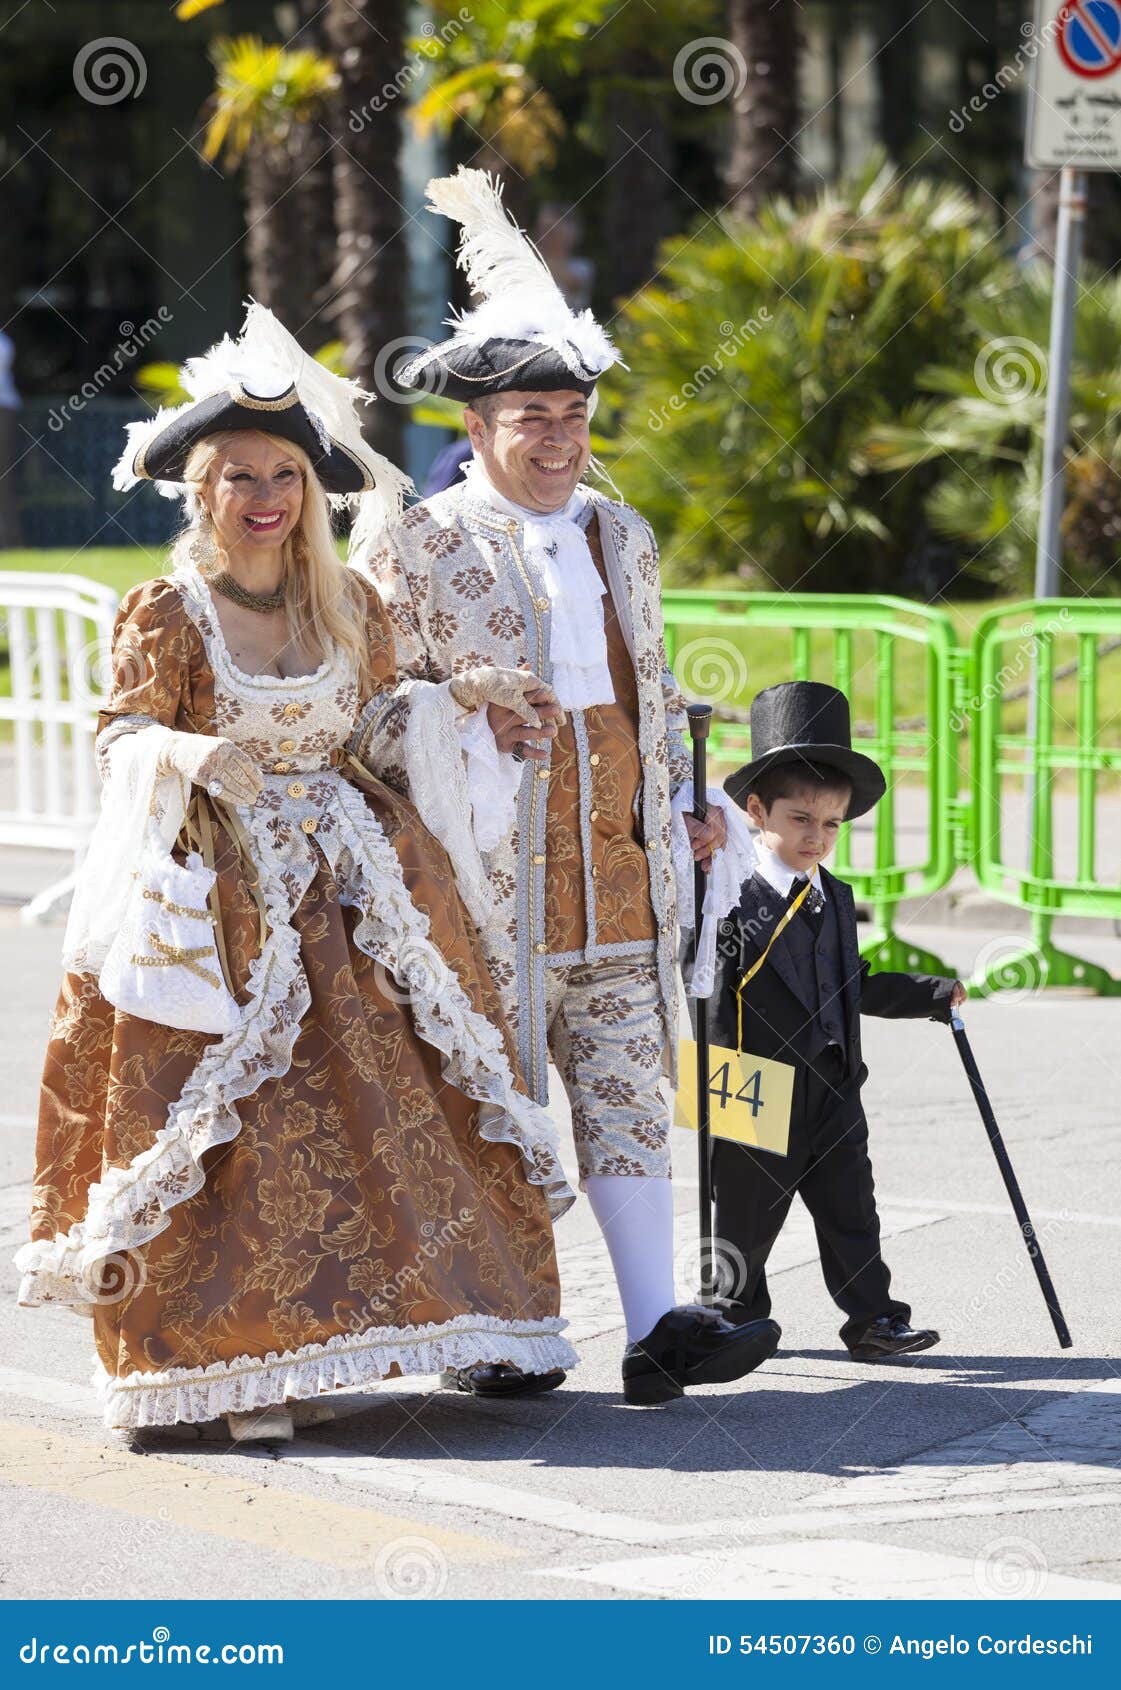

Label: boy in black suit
[701,682,966,1361]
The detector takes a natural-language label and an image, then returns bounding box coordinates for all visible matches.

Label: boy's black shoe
[623,1305,782,1406]
[846,1316,939,1361]
[448,1364,566,1396]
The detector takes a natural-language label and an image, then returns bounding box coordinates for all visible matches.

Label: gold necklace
[210,570,287,614]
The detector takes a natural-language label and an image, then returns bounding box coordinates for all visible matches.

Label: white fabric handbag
[99,822,242,1037]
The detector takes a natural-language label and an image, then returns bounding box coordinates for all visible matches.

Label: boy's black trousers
[710,1044,910,1347]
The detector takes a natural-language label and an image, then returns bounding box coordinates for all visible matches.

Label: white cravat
[463,459,615,709]
[752,840,828,905]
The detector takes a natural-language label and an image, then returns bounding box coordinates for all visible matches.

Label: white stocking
[584,1173,678,1344]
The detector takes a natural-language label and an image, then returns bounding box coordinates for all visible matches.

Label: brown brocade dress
[15,563,576,1429]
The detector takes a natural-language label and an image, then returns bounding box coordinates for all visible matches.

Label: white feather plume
[423,167,620,379]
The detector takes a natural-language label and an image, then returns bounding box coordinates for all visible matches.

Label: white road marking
[795,1377,1121,1512]
[269,1441,694,1547]
[537,1538,1121,1600]
[881,1194,1121,1229]
[0,1366,99,1415]
[1,1363,1120,1551]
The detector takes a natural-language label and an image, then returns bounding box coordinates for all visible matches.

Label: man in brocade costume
[352,170,780,1404]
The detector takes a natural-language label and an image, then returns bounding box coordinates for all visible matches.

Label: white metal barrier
[0,572,120,921]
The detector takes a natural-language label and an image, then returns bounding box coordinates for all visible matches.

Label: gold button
[590,753,601,766]
[532,853,546,865]
[590,808,599,821]
[537,768,550,780]
[287,781,306,799]
[281,702,301,720]
[301,816,318,834]
[534,596,549,611]
[273,761,291,774]
[534,942,547,954]
[644,755,654,766]
[279,738,297,753]
[646,840,656,851]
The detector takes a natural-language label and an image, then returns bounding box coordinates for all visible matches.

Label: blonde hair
[172,429,371,690]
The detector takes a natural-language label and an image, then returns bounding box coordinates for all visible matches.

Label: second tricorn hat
[398,168,621,402]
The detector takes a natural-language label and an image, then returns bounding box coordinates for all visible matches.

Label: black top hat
[130,382,374,495]
[723,681,886,819]
[398,336,600,404]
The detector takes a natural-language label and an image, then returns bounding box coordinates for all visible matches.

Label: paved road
[0,914,1118,1602]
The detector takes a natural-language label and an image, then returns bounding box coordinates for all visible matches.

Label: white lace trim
[400,677,497,931]
[17,577,575,1314]
[330,777,573,1218]
[16,914,308,1310]
[184,564,340,693]
[95,1313,577,1428]
[457,704,523,855]
[672,783,757,998]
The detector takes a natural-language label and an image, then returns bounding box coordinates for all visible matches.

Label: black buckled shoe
[847,1316,940,1361]
[447,1363,566,1397]
[622,1305,782,1406]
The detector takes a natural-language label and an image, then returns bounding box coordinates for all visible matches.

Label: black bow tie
[787,876,824,916]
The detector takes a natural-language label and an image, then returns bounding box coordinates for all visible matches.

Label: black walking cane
[687,703,715,1304]
[950,1014,1072,1349]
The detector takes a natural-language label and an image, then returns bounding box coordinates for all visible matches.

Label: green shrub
[867,264,1121,594]
[601,159,1008,591]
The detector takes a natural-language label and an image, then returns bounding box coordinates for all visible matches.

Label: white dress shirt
[751,840,827,905]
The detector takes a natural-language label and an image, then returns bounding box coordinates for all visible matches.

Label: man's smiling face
[464,388,591,512]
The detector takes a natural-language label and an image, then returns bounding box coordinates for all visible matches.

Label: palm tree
[724,0,802,216]
[323,0,408,461]
[201,35,339,334]
[865,265,1121,591]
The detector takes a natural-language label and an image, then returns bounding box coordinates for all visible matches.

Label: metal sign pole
[1035,166,1086,600]
[1027,168,1086,884]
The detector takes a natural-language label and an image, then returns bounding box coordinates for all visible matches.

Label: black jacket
[685,863,955,1086]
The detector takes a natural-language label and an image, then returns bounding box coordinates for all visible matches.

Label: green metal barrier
[662,591,966,976]
[970,599,1121,997]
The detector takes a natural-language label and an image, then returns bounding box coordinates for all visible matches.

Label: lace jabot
[462,461,615,710]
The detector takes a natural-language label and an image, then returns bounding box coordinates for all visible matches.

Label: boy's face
[745,782,851,874]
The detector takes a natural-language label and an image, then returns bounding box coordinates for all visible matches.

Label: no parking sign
[1027,0,1121,166]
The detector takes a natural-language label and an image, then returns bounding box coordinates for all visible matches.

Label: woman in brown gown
[15,308,575,1439]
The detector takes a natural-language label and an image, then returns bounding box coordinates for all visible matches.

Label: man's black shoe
[448,1363,566,1397]
[623,1305,782,1406]
[847,1316,939,1361]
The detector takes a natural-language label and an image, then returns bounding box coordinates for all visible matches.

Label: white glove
[157,732,264,807]
[448,665,566,730]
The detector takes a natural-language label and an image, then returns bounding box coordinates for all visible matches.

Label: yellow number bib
[675,1038,794,1157]
[675,872,819,1160]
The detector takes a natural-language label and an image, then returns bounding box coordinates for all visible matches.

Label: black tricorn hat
[128,382,374,495]
[723,681,886,819]
[399,167,619,406]
[399,337,600,404]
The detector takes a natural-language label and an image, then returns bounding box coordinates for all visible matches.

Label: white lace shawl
[62,723,186,977]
